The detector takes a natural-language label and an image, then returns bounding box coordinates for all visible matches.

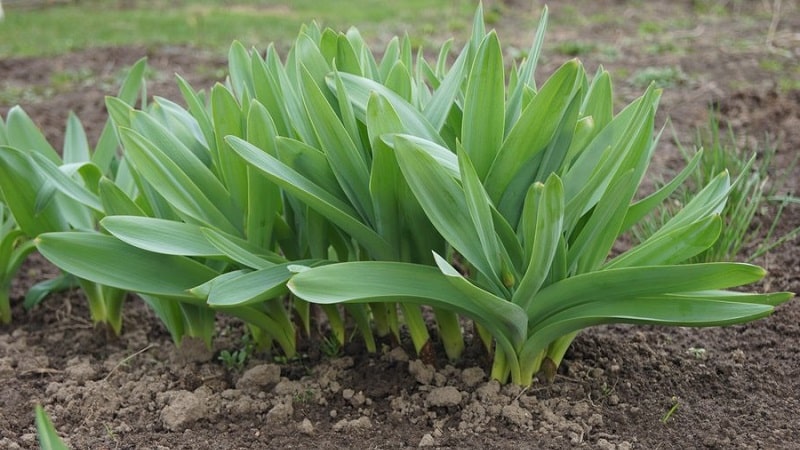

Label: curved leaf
[36,232,217,301]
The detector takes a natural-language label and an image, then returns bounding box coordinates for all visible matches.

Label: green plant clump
[0,6,792,386]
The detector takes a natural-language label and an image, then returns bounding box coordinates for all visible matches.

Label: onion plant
[20,5,793,385]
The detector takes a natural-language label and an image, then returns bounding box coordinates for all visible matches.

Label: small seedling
[687,347,707,359]
[661,396,681,424]
[219,333,255,372]
[321,334,342,358]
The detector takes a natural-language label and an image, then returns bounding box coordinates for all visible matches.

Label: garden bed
[1,1,799,448]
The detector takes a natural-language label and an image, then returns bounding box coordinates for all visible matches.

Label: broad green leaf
[35,405,69,450]
[567,170,636,274]
[383,134,459,178]
[331,71,367,161]
[651,170,731,237]
[521,294,785,374]
[378,37,401,81]
[201,228,285,269]
[300,66,374,225]
[384,60,413,102]
[606,215,722,269]
[514,175,564,310]
[36,232,218,301]
[226,136,393,260]
[622,149,702,231]
[176,75,217,152]
[484,60,582,207]
[211,84,249,212]
[527,262,768,324]
[288,260,527,348]
[462,32,505,179]
[206,264,297,307]
[328,72,445,147]
[5,106,60,164]
[251,49,291,137]
[150,97,212,164]
[245,101,281,248]
[119,128,240,235]
[458,144,508,292]
[423,44,468,131]
[93,57,148,172]
[275,137,347,201]
[264,47,318,145]
[97,177,146,216]
[101,216,222,257]
[392,135,496,286]
[26,153,103,213]
[506,6,548,128]
[336,33,364,76]
[0,146,67,236]
[366,93,404,253]
[228,41,255,103]
[581,69,613,131]
[63,112,91,164]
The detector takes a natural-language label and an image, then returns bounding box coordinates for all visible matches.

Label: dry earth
[1,1,800,448]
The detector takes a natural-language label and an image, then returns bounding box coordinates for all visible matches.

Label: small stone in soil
[502,404,532,427]
[236,364,281,392]
[427,386,462,408]
[298,418,314,435]
[408,359,435,385]
[418,433,435,447]
[460,367,486,387]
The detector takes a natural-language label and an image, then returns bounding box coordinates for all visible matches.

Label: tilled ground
[1,1,799,448]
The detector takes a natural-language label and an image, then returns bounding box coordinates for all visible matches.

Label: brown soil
[2,1,800,448]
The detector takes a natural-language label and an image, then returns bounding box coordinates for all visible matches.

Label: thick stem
[369,302,392,338]
[434,308,464,361]
[77,278,108,327]
[345,304,377,353]
[490,344,510,383]
[228,306,296,358]
[103,285,126,335]
[0,281,11,324]
[543,330,580,380]
[400,303,430,357]
[320,304,345,345]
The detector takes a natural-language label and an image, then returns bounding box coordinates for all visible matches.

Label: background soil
[2,1,800,448]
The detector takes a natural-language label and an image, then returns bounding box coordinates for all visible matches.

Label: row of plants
[0,6,793,390]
